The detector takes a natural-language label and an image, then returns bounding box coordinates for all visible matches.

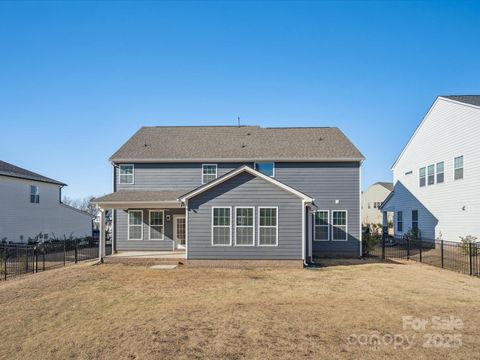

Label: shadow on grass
[309,257,405,269]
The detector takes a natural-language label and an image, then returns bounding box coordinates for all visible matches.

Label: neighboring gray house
[0,160,93,243]
[93,126,364,266]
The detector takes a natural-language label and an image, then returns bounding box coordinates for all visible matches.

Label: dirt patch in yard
[0,261,479,359]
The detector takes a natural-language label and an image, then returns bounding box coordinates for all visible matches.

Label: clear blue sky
[1,1,479,199]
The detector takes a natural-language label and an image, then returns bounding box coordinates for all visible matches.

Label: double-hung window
[419,167,426,187]
[412,210,418,230]
[202,164,217,184]
[427,164,435,185]
[314,210,329,241]
[119,164,134,184]
[454,156,463,180]
[436,161,444,183]
[149,210,164,240]
[235,207,254,246]
[254,162,275,177]
[30,185,40,203]
[128,210,143,240]
[397,211,403,232]
[212,207,231,245]
[332,210,347,241]
[258,207,278,245]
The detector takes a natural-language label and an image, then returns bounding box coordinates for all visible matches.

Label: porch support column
[99,208,106,263]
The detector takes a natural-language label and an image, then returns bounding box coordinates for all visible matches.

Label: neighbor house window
[412,210,418,230]
[235,207,254,246]
[258,207,278,245]
[30,185,39,203]
[314,211,329,241]
[149,210,164,240]
[397,211,403,232]
[436,161,444,183]
[454,156,463,180]
[119,164,134,184]
[332,211,347,241]
[427,164,435,185]
[254,162,275,177]
[419,167,426,187]
[128,210,143,240]
[202,164,217,184]
[212,207,231,245]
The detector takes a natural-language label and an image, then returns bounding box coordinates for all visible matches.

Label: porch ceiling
[92,190,189,209]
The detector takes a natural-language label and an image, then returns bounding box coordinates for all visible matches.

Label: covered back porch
[92,190,189,262]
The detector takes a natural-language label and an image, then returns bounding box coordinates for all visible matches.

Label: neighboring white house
[381,95,480,242]
[0,160,93,243]
[361,182,393,225]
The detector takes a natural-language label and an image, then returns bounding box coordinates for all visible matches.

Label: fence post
[25,248,29,273]
[34,246,38,273]
[407,237,410,260]
[419,240,422,263]
[381,233,385,260]
[469,242,473,276]
[42,246,45,271]
[75,239,78,264]
[441,240,444,268]
[63,239,66,267]
[3,245,6,281]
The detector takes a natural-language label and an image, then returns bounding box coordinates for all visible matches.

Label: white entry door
[173,215,186,249]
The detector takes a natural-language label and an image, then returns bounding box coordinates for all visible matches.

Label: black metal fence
[367,236,480,277]
[0,239,112,281]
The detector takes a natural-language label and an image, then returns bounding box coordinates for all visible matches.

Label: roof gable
[179,165,314,202]
[0,160,65,186]
[110,126,364,163]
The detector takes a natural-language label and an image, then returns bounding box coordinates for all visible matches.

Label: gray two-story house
[93,126,364,266]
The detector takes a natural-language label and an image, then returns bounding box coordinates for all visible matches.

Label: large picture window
[235,207,254,246]
[258,207,278,246]
[212,207,231,245]
[128,210,143,240]
[119,164,134,184]
[202,164,217,184]
[314,211,329,241]
[149,210,164,240]
[332,210,347,241]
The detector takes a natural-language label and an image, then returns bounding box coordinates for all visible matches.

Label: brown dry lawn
[0,259,479,360]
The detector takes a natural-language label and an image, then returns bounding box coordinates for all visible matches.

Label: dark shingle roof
[0,160,66,186]
[110,126,364,162]
[442,95,480,107]
[374,182,393,191]
[92,190,189,203]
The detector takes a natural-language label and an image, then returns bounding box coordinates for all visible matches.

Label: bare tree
[62,195,99,217]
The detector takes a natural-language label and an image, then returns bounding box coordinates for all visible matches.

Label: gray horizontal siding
[275,162,360,255]
[188,172,303,260]
[116,208,185,251]
[116,163,253,191]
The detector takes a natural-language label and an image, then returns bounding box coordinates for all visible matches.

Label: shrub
[459,235,478,255]
[362,232,380,256]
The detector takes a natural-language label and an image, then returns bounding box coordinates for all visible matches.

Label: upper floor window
[119,164,134,184]
[255,162,275,177]
[454,156,463,180]
[436,161,444,183]
[427,164,435,185]
[419,167,426,187]
[202,164,217,184]
[30,185,39,203]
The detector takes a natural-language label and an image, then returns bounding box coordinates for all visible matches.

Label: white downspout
[99,208,106,263]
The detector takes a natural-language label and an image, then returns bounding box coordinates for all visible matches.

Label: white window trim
[427,164,435,186]
[128,210,143,241]
[258,206,279,247]
[119,164,135,185]
[30,185,40,204]
[331,210,348,241]
[211,206,232,246]
[234,207,255,246]
[454,156,464,181]
[254,162,275,177]
[149,210,165,241]
[202,164,218,184]
[314,210,329,241]
[419,167,426,187]
[436,161,445,184]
